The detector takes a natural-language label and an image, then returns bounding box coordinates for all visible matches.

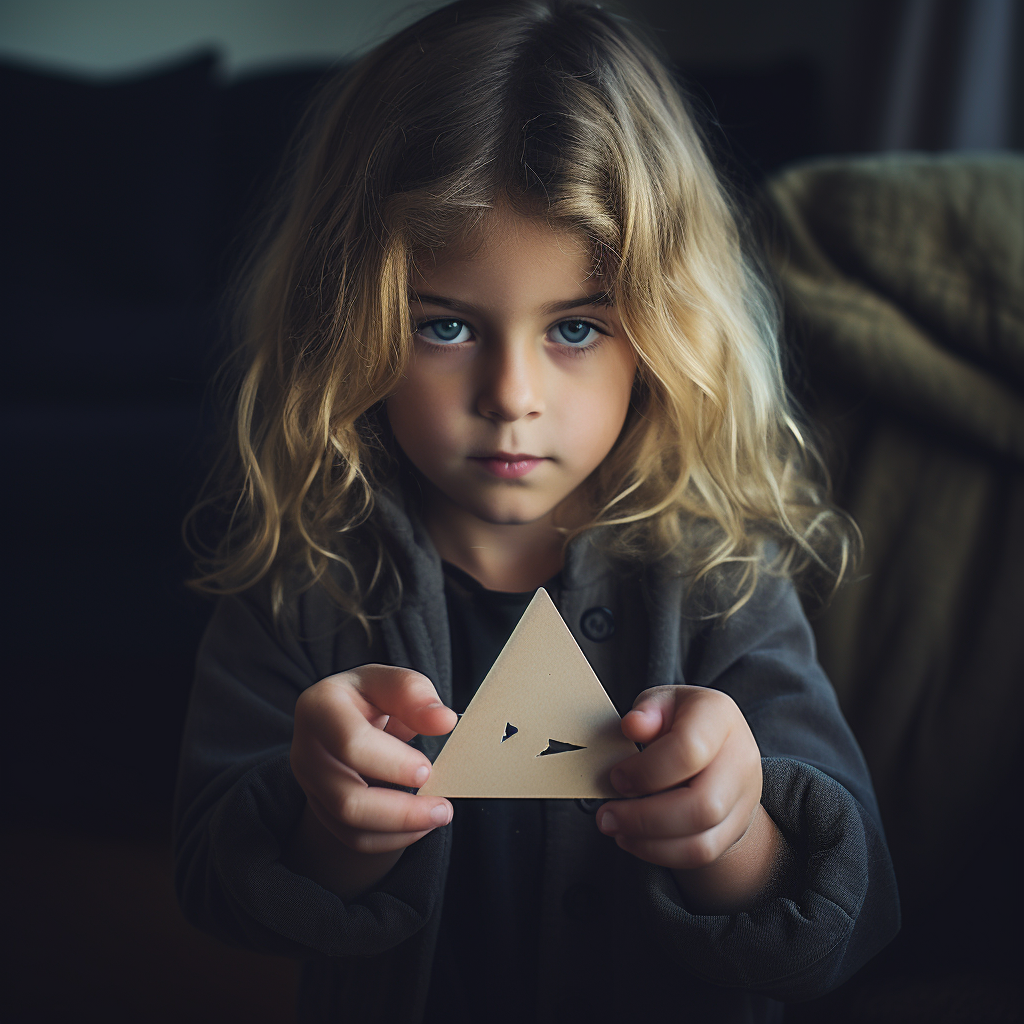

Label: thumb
[350,664,458,737]
[621,685,680,743]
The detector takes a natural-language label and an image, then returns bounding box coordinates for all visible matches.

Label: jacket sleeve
[172,586,448,958]
[641,572,900,1000]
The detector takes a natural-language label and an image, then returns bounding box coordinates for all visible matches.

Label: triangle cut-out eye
[537,739,586,756]
[501,722,519,742]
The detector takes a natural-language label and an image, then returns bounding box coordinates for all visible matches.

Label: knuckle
[668,717,705,762]
[696,793,727,831]
[688,831,720,868]
[335,729,365,768]
[687,731,713,768]
[705,686,729,708]
[336,787,366,827]
[306,674,347,705]
[348,830,379,855]
[704,687,735,715]
[661,741,684,777]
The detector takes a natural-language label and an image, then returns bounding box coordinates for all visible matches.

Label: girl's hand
[286,665,457,898]
[597,685,788,912]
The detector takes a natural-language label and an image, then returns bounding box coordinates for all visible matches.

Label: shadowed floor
[4,822,299,1024]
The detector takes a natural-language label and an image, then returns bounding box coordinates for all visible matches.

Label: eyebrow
[411,291,614,315]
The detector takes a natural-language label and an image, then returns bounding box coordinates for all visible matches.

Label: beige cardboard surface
[418,588,637,798]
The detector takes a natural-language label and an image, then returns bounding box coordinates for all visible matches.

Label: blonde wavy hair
[188,0,857,624]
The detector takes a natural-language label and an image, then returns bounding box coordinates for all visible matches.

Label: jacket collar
[373,476,622,596]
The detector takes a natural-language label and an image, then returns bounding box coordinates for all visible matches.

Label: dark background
[2,1,1021,1021]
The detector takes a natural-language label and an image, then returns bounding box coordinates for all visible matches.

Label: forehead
[410,207,600,296]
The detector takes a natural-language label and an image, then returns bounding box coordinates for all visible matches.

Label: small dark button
[580,606,615,642]
[574,798,606,814]
[561,882,604,925]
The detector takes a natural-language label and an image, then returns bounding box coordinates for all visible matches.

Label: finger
[322,771,453,834]
[598,788,699,842]
[348,664,459,738]
[607,802,754,871]
[611,689,732,797]
[295,687,437,790]
[620,686,678,743]
[307,790,448,855]
[598,751,747,841]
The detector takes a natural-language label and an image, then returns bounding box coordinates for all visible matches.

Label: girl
[174,2,899,1021]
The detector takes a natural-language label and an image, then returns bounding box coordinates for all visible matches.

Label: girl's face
[387,208,635,533]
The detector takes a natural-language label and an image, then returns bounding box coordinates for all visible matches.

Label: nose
[475,338,544,422]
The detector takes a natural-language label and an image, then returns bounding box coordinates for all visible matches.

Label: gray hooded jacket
[173,490,899,1023]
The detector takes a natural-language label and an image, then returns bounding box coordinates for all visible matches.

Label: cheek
[566,353,635,459]
[386,368,459,452]
[552,379,627,471]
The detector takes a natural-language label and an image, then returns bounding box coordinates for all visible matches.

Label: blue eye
[417,319,470,344]
[554,320,599,347]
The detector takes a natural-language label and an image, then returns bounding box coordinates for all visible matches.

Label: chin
[472,497,554,526]
[477,509,545,527]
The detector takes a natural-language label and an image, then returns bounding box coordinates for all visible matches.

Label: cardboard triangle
[418,588,637,798]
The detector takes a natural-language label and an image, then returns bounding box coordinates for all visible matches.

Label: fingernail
[610,768,632,794]
[599,811,619,834]
[413,765,430,786]
[430,803,451,826]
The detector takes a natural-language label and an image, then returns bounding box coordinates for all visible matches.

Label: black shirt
[422,562,557,1023]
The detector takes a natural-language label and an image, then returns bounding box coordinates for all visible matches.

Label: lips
[469,452,546,479]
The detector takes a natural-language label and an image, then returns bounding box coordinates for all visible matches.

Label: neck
[422,495,567,593]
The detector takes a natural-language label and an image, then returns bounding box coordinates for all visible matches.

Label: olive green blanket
[766,155,1024,929]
